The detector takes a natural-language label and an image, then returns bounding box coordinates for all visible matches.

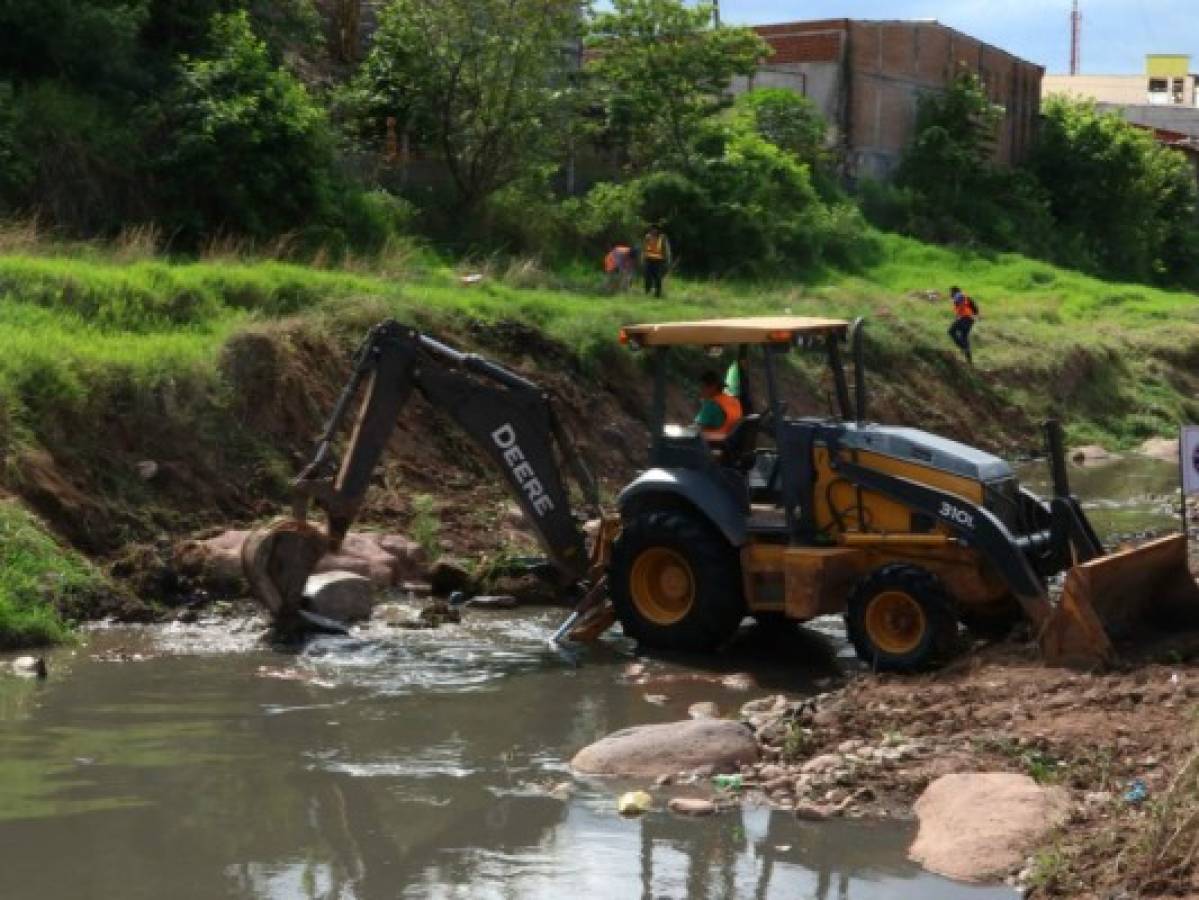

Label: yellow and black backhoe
[243,315,1199,670]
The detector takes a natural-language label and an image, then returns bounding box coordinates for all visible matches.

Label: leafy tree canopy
[586,0,766,169]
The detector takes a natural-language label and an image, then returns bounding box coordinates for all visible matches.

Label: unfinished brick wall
[846,20,1043,178]
[754,19,1044,181]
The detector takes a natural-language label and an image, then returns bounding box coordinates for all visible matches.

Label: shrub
[1032,97,1199,286]
[151,11,337,246]
[0,82,143,235]
[480,175,575,260]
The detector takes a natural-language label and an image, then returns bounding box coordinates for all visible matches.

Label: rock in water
[429,558,475,596]
[909,773,1070,883]
[464,595,518,610]
[11,656,46,679]
[617,790,653,816]
[571,720,759,778]
[1138,436,1180,461]
[177,529,430,593]
[668,798,717,817]
[418,600,461,626]
[303,571,374,624]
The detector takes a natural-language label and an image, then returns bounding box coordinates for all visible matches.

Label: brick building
[734,19,1045,181]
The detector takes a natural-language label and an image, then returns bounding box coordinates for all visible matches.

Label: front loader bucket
[242,519,328,632]
[1041,534,1199,668]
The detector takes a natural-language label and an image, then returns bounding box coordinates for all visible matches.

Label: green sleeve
[694,399,725,428]
[724,362,741,399]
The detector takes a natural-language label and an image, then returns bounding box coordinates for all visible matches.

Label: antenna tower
[1070,1,1082,75]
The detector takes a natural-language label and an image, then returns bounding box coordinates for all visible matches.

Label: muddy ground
[688,632,1199,899]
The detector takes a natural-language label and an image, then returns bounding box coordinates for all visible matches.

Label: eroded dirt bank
[4,311,1079,569]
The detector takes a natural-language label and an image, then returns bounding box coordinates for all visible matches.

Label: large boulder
[176,529,428,591]
[1138,436,1180,462]
[303,571,374,623]
[316,532,422,586]
[429,558,475,596]
[1069,444,1117,465]
[909,773,1070,883]
[571,719,758,778]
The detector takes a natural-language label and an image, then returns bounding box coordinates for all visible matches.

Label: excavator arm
[243,320,602,632]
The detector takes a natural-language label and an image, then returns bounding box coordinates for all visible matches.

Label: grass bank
[0,229,1197,645]
[0,500,111,649]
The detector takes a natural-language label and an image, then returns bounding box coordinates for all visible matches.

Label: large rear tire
[610,510,745,651]
[846,564,958,672]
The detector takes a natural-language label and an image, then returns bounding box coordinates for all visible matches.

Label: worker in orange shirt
[603,244,635,293]
[948,285,980,365]
[694,371,743,442]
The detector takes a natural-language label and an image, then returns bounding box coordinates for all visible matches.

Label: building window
[1174,78,1186,104]
[1149,78,1168,93]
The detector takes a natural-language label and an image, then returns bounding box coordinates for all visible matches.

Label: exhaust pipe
[1043,418,1102,563]
[1044,419,1071,499]
[850,318,867,424]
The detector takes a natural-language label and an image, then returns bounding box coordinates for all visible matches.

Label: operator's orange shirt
[702,392,743,440]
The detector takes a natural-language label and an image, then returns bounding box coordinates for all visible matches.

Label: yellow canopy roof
[621,316,849,347]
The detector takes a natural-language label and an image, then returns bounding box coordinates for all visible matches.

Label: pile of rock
[738,693,925,819]
[175,528,429,592]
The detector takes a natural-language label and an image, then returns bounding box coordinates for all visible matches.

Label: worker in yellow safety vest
[642,225,672,298]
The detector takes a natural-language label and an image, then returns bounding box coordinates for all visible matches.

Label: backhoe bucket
[242,519,328,632]
[1041,534,1199,668]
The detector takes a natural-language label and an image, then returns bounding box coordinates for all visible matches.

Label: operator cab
[619,316,860,536]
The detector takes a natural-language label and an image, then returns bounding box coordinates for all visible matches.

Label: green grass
[1,231,1197,449]
[0,501,110,649]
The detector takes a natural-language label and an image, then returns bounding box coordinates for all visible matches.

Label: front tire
[846,564,958,672]
[609,510,745,651]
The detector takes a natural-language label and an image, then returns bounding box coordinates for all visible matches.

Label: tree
[880,73,1053,254]
[1032,97,1199,283]
[351,0,581,216]
[151,11,334,242]
[586,0,766,169]
[0,0,148,89]
[896,73,1002,207]
[732,88,826,167]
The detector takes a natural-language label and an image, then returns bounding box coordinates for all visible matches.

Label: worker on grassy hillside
[642,225,671,299]
[948,285,980,365]
[694,370,743,441]
[603,244,636,293]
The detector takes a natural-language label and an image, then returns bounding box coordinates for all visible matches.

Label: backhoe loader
[243,315,1199,670]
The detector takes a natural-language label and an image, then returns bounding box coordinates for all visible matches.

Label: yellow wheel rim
[864,590,927,656]
[630,547,695,626]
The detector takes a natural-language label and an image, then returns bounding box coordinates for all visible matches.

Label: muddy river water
[0,457,1179,900]
[1,619,1015,900]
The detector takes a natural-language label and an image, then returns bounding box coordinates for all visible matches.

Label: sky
[719,1,1198,74]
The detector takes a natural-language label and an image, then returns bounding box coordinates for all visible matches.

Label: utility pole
[712,0,721,28]
[1069,1,1082,76]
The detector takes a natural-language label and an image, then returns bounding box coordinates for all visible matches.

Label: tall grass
[0,228,1195,447]
[0,501,109,649]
